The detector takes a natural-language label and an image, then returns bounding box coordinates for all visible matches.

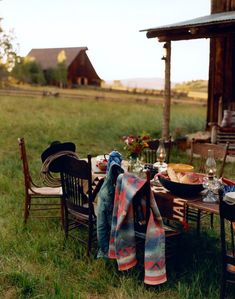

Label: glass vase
[128,154,142,174]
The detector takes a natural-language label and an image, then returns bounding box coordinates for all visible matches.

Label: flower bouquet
[122,134,150,173]
[122,134,150,159]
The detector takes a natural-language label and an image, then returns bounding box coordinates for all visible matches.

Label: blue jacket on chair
[97,151,124,258]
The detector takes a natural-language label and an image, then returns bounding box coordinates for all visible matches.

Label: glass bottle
[203,149,219,202]
[157,139,166,164]
[155,139,167,173]
[205,149,216,178]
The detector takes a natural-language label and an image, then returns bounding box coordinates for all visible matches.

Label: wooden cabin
[27,47,102,87]
[141,0,235,138]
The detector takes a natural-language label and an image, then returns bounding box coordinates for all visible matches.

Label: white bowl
[224,192,235,204]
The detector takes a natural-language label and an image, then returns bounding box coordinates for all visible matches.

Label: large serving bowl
[158,173,205,197]
[167,163,194,173]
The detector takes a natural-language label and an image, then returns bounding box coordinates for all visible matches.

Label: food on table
[167,163,194,173]
[167,167,203,185]
[96,155,108,171]
[167,167,179,182]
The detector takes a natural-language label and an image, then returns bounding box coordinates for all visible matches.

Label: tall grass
[0,95,234,298]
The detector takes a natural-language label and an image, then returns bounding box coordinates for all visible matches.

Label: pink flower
[122,134,151,157]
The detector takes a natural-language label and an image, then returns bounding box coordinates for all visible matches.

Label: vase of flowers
[122,134,150,172]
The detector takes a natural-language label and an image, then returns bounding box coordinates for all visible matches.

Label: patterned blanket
[151,185,187,225]
[108,172,167,285]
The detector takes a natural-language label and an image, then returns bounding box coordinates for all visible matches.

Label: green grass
[0,94,234,298]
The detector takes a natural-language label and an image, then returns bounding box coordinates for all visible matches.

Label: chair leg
[210,213,214,229]
[220,278,226,299]
[64,209,69,238]
[87,222,93,256]
[24,194,30,224]
[197,209,201,235]
[60,197,65,228]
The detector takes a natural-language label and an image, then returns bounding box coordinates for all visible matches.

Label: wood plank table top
[151,183,219,217]
[91,157,220,219]
[186,199,219,214]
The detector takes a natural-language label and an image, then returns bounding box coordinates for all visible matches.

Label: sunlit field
[0,94,234,298]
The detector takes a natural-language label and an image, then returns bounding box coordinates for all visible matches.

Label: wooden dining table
[151,182,220,235]
[92,157,185,226]
[91,156,219,232]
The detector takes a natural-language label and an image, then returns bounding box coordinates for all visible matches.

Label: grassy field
[1,82,208,105]
[0,94,234,298]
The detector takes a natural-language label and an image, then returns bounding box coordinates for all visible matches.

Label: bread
[167,167,179,182]
[168,167,202,184]
[179,174,191,184]
[178,172,201,184]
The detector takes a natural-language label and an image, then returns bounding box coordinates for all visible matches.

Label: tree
[44,67,57,86]
[45,62,67,87]
[56,50,67,88]
[0,18,18,86]
[56,61,67,88]
[12,49,68,87]
[42,50,67,87]
[12,56,46,85]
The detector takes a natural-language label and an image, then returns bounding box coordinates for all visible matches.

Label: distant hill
[105,77,177,90]
[104,78,208,96]
[120,78,167,90]
[173,80,208,92]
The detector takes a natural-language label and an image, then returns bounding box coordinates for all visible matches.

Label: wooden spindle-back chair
[60,155,100,256]
[187,139,229,233]
[18,137,63,224]
[219,188,235,299]
[142,138,172,164]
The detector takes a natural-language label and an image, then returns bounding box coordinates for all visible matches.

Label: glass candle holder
[205,149,216,178]
[157,139,166,164]
[154,139,167,173]
[202,149,220,202]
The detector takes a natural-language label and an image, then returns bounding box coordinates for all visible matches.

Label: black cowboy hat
[41,141,76,163]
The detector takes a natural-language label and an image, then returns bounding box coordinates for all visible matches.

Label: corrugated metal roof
[141,11,235,40]
[27,47,88,69]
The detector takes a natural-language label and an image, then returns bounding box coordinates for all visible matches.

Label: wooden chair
[18,137,63,224]
[209,104,235,156]
[59,155,101,256]
[189,139,229,177]
[187,139,229,233]
[214,127,235,156]
[134,172,185,263]
[142,138,172,164]
[219,188,235,299]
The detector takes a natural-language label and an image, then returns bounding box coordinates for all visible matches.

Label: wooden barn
[27,47,102,87]
[141,0,235,138]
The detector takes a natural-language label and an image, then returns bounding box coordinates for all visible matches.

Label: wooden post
[218,96,223,125]
[162,41,171,139]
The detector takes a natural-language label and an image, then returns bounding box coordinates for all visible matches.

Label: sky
[1,0,211,83]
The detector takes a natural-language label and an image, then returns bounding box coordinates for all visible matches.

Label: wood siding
[208,0,235,125]
[68,51,101,87]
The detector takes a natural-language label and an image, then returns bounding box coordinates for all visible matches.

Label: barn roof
[141,11,235,41]
[27,47,88,69]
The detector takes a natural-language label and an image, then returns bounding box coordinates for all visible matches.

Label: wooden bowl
[158,173,204,197]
